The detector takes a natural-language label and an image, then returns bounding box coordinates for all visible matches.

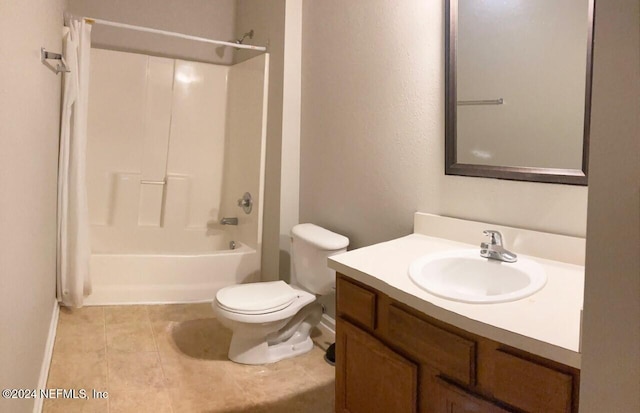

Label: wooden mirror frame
[444,0,595,185]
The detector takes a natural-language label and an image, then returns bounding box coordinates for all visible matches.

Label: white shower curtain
[57,20,92,307]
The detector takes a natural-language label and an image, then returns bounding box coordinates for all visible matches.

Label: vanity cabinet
[336,319,418,413]
[336,274,580,413]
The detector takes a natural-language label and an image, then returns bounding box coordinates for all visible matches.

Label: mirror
[445,0,594,185]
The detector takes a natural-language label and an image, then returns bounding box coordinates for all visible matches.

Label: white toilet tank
[291,224,349,295]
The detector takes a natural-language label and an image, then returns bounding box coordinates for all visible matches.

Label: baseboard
[33,300,59,413]
[320,313,335,335]
[313,314,336,350]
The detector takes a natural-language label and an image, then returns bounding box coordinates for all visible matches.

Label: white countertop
[329,231,585,369]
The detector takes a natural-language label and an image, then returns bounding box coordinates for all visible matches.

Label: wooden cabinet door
[487,349,574,413]
[336,318,418,413]
[434,378,512,413]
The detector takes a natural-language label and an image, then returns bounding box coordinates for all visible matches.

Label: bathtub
[84,242,261,305]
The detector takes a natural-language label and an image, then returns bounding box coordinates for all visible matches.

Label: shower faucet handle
[237,192,253,214]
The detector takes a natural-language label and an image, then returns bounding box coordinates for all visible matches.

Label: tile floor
[43,303,335,413]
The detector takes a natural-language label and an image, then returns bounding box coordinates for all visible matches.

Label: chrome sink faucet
[480,230,517,263]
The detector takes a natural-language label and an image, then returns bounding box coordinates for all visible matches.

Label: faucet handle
[483,230,504,246]
[237,192,253,214]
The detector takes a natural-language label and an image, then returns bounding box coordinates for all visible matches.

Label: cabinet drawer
[337,276,377,330]
[387,304,476,385]
[490,349,573,413]
[434,377,513,413]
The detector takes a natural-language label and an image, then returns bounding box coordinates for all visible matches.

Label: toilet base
[229,332,314,365]
[227,302,323,365]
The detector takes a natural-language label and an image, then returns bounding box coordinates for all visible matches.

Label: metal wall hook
[41,48,70,74]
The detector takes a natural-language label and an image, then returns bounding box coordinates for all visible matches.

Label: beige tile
[167,382,255,413]
[108,388,172,413]
[42,396,108,413]
[292,347,336,385]
[150,320,177,353]
[147,304,194,322]
[54,322,106,354]
[47,304,335,413]
[106,322,156,353]
[222,360,274,380]
[47,350,107,390]
[153,317,231,360]
[105,305,149,324]
[161,350,251,412]
[233,360,321,404]
[107,352,166,392]
[58,306,105,326]
[159,350,229,390]
[147,303,213,323]
[251,381,335,413]
[184,302,216,318]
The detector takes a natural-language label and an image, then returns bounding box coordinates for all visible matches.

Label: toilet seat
[214,285,316,324]
[216,281,298,315]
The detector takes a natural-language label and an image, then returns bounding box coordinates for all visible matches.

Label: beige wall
[580,0,640,410]
[278,0,302,282]
[300,0,588,254]
[0,0,65,411]
[67,0,236,65]
[235,0,286,281]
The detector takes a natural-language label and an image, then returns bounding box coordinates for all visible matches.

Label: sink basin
[409,250,547,304]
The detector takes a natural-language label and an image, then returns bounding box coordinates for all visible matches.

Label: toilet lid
[216,281,298,314]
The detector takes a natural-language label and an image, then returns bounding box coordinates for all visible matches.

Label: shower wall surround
[85,49,269,303]
[87,49,229,253]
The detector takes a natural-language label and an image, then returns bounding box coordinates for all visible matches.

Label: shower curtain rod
[82,17,267,52]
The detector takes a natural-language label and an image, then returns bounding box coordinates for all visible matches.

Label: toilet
[213,223,349,364]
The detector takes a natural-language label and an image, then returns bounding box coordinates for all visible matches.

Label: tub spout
[220,217,238,225]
